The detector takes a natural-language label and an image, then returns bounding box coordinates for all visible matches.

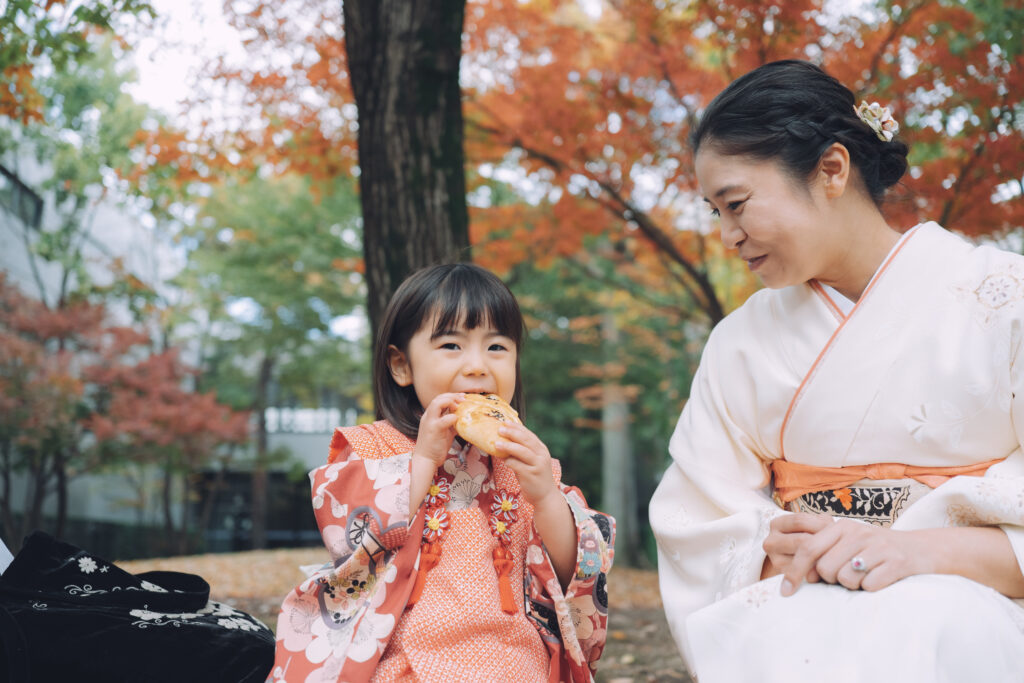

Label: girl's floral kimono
[270,420,615,682]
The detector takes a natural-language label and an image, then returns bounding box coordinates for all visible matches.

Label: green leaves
[180,171,369,412]
[956,0,1024,58]
[0,0,153,124]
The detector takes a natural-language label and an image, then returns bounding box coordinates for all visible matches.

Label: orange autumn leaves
[54,0,1022,326]
[464,0,1024,317]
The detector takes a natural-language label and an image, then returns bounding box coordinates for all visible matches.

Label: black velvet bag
[0,531,274,683]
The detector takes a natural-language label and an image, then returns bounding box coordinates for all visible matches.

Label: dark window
[0,163,43,229]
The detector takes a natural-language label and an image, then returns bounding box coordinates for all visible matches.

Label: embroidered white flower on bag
[77,557,98,574]
[218,616,261,631]
[130,608,198,622]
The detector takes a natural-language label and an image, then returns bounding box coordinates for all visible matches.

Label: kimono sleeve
[997,331,1024,576]
[269,432,425,683]
[893,331,1024,579]
[648,326,786,670]
[523,475,615,683]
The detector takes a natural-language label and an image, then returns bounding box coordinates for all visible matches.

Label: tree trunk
[196,459,229,552]
[54,448,68,538]
[22,455,47,541]
[601,313,641,566]
[161,454,174,552]
[1,439,16,545]
[343,0,471,339]
[177,471,190,555]
[250,354,274,549]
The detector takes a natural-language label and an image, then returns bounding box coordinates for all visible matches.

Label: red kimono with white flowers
[268,420,615,683]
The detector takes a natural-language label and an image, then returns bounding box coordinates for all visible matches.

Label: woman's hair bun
[877,139,910,190]
[692,60,909,205]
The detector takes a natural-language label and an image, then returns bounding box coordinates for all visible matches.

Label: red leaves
[82,347,250,455]
[0,274,249,465]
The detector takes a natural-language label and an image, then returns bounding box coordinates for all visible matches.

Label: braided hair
[690,60,908,205]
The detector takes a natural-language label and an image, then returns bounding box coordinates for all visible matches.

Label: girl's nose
[461,348,487,375]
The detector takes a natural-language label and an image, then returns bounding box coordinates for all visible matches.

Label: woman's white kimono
[650,223,1024,683]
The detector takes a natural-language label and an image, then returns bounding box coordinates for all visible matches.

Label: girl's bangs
[429,271,523,345]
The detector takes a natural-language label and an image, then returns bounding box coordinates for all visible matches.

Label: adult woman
[650,60,1024,682]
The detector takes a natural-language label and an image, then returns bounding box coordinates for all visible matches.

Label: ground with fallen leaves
[120,548,691,683]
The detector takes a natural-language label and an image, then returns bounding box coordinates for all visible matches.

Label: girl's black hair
[373,263,525,439]
[690,59,909,205]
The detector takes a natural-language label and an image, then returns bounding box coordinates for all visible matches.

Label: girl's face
[696,147,842,290]
[387,314,518,410]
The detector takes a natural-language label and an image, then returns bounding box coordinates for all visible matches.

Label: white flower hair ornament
[855,101,899,142]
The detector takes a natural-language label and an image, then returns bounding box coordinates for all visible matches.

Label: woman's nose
[720,218,746,250]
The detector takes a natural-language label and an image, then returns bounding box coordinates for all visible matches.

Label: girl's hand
[494,422,558,507]
[763,513,833,589]
[408,393,462,515]
[495,422,577,588]
[411,392,463,469]
[783,519,928,595]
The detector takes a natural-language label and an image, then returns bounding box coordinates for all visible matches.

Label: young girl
[270,263,615,683]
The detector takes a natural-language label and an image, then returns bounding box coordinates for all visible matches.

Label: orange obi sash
[770,457,1006,504]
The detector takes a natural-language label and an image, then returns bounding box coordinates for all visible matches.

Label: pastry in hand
[454,393,522,456]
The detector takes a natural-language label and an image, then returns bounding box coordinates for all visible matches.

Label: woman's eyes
[709,199,746,217]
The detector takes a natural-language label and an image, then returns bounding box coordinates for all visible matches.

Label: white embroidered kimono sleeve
[651,225,1024,682]
[649,321,784,665]
[891,333,1024,575]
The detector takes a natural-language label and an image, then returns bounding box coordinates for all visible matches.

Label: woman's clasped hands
[762,513,932,596]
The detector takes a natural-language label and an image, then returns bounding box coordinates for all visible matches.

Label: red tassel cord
[492,546,517,613]
[488,489,521,614]
[407,541,442,606]
[408,488,450,608]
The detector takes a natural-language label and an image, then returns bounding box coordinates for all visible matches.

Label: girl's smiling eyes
[434,335,513,352]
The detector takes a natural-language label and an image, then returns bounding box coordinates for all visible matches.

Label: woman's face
[695,147,839,290]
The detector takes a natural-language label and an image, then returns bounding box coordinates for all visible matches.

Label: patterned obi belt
[769,458,1005,527]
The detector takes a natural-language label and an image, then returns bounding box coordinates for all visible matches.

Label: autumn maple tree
[464,0,1024,317]
[185,0,1024,328]
[0,273,250,553]
[1,25,255,553]
[0,275,99,543]
[85,333,250,555]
